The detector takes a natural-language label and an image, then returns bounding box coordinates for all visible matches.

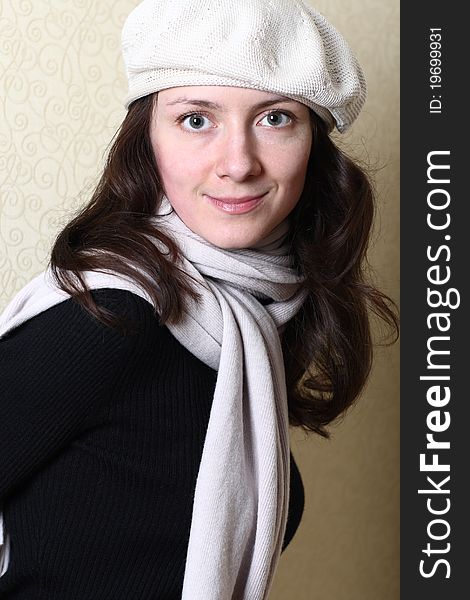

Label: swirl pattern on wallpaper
[0,0,140,305]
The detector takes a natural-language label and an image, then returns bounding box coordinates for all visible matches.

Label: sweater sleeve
[0,289,143,500]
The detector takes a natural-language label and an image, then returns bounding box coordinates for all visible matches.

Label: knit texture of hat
[121,0,366,132]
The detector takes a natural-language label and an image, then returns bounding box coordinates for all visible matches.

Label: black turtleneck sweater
[0,289,304,599]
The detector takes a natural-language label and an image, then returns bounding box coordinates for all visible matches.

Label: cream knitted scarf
[0,196,307,599]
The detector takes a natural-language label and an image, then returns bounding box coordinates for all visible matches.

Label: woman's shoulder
[0,286,215,384]
[0,288,170,423]
[89,287,158,328]
[0,288,159,356]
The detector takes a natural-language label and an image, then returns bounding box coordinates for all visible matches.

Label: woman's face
[150,86,313,249]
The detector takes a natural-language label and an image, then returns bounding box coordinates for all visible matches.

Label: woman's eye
[259,112,292,128]
[180,113,213,131]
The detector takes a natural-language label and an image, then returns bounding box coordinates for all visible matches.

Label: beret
[121,0,366,132]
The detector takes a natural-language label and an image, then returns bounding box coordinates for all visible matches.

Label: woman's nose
[215,128,262,181]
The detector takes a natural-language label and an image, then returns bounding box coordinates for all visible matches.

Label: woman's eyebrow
[165,96,297,111]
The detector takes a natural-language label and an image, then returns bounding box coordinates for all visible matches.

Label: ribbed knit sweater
[0,289,304,599]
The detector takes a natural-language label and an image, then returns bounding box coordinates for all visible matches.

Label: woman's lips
[204,193,267,214]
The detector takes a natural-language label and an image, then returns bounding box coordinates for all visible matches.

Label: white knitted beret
[121,0,366,133]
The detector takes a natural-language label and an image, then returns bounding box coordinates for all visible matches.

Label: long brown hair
[50,93,398,437]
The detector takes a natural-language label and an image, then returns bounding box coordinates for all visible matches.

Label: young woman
[0,0,398,598]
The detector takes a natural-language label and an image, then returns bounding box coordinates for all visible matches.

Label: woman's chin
[199,228,266,250]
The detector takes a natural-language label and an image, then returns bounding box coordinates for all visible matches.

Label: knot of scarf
[154,195,307,370]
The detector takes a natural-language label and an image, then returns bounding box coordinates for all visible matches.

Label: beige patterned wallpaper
[0,1,399,599]
[0,0,138,300]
